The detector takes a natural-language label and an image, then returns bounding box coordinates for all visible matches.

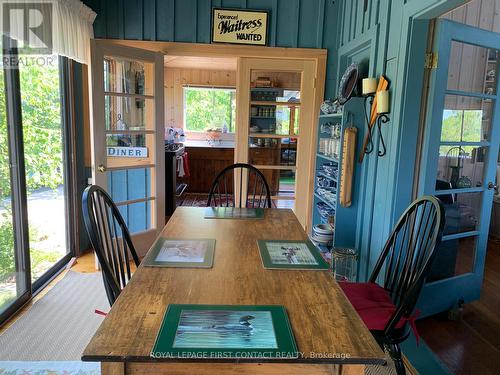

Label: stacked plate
[310,223,334,246]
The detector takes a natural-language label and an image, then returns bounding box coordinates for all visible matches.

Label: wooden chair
[82,185,140,306]
[339,196,445,375]
[207,163,272,208]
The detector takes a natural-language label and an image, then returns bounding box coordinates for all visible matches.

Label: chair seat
[339,282,405,331]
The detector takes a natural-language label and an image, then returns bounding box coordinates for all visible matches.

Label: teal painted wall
[84,0,340,97]
[334,0,468,279]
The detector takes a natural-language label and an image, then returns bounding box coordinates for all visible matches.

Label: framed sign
[211,8,269,46]
[107,146,148,158]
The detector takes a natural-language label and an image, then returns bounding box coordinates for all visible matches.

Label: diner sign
[212,8,269,46]
[107,146,148,158]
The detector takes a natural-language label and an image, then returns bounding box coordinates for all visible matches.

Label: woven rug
[0,271,108,361]
[0,361,99,374]
[178,193,279,208]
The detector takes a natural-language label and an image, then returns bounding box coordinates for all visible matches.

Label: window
[183,87,236,133]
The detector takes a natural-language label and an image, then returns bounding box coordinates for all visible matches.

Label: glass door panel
[419,19,500,316]
[104,57,154,96]
[18,54,69,283]
[104,56,156,233]
[247,71,302,210]
[91,41,164,254]
[0,65,28,314]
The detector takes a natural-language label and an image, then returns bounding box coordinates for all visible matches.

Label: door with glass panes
[90,41,164,255]
[237,58,316,228]
[418,19,500,316]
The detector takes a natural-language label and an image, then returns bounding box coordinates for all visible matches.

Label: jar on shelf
[331,248,358,282]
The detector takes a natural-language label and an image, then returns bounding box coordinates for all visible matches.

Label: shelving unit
[248,85,300,199]
[312,97,365,253]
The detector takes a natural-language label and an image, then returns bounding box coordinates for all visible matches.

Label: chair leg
[385,343,406,375]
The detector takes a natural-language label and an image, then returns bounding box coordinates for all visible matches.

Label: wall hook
[376,114,389,157]
[363,95,375,154]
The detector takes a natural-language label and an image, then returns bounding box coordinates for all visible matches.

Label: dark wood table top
[82,207,385,365]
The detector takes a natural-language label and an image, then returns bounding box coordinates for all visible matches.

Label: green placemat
[151,304,298,360]
[257,240,330,270]
[143,238,216,268]
[204,207,264,219]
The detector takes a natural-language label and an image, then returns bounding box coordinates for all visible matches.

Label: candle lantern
[361,77,391,158]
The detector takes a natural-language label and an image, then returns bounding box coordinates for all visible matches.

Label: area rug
[178,193,279,208]
[0,361,99,374]
[0,271,108,361]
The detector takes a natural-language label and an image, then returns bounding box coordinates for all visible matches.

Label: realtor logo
[2,2,53,54]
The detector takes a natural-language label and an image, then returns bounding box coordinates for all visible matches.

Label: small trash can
[332,247,358,282]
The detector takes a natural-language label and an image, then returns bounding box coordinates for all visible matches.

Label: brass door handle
[97,164,106,173]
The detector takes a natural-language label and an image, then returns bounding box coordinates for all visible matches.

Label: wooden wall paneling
[315,0,326,49]
[174,0,198,43]
[143,0,156,41]
[355,0,364,37]
[105,0,124,39]
[344,1,352,46]
[276,0,300,47]
[196,0,211,43]
[173,69,183,128]
[123,0,143,40]
[246,0,278,46]
[298,0,321,48]
[222,0,241,8]
[155,0,175,41]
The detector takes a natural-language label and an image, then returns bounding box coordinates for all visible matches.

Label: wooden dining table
[82,207,385,375]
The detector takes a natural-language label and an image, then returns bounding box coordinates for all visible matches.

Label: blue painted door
[418,19,500,317]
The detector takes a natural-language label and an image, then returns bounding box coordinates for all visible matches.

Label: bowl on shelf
[313,223,334,236]
[310,234,333,246]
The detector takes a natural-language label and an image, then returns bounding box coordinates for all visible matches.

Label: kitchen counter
[179,145,235,193]
[183,140,235,148]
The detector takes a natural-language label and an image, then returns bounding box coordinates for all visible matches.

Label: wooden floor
[418,237,500,375]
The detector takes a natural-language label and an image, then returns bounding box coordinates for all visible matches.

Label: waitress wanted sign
[212,8,269,46]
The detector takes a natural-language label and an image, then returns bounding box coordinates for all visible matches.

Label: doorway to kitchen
[159,52,322,227]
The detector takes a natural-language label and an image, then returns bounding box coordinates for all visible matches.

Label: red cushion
[339,282,404,331]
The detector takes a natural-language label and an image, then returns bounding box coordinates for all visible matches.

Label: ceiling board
[164,55,237,71]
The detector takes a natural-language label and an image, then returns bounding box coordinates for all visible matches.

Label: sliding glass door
[19,54,71,285]
[0,37,74,324]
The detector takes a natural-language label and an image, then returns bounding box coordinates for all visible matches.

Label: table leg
[101,362,125,375]
[339,364,365,375]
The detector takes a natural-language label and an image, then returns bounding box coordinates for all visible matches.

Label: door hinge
[425,52,438,69]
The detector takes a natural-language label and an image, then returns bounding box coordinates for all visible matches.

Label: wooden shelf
[319,112,343,118]
[250,116,275,119]
[249,133,298,138]
[317,171,337,182]
[250,101,301,106]
[314,192,336,210]
[317,153,339,163]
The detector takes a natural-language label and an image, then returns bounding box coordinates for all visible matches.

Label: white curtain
[1,0,96,64]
